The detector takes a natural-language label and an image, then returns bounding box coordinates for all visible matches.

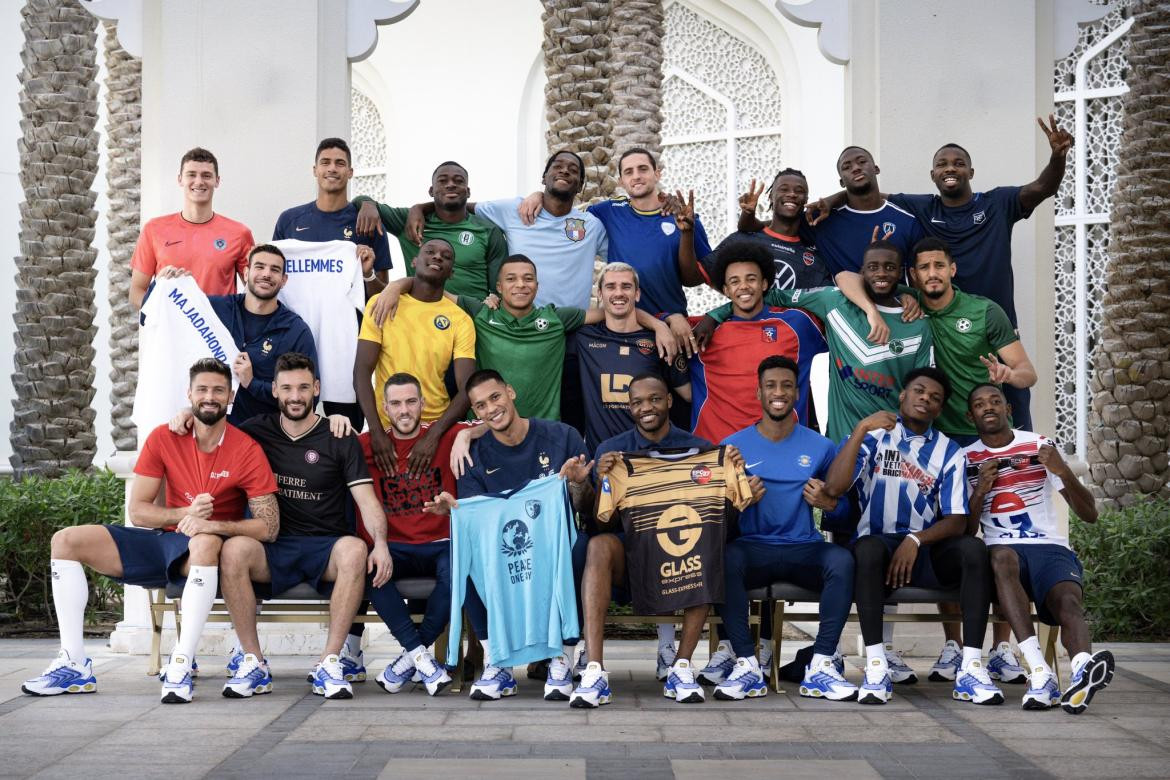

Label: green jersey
[922,287,1018,436]
[356,197,508,300]
[709,287,933,442]
[458,297,586,420]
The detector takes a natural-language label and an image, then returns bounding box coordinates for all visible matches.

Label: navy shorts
[105,525,191,588]
[997,543,1083,625]
[261,535,345,597]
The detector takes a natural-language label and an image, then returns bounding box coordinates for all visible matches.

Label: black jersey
[709,228,832,291]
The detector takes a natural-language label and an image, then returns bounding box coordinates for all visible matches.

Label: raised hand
[674,189,696,233]
[738,178,764,216]
[1037,114,1072,158]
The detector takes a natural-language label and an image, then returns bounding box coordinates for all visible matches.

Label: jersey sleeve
[985,300,1019,351]
[1037,435,1066,492]
[852,434,878,489]
[483,222,509,290]
[887,193,932,218]
[133,427,167,478]
[456,295,484,317]
[235,226,255,280]
[595,219,609,262]
[340,434,373,486]
[784,286,837,319]
[554,306,587,332]
[377,204,410,236]
[272,210,290,240]
[238,438,278,498]
[595,467,625,524]
[990,185,1030,222]
[470,199,511,230]
[456,457,488,498]
[452,315,477,360]
[722,452,754,511]
[358,297,384,343]
[130,222,158,276]
[368,231,393,272]
[937,449,969,517]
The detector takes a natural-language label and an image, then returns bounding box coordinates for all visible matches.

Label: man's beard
[278,399,311,421]
[193,404,227,425]
[923,286,947,300]
[764,406,790,423]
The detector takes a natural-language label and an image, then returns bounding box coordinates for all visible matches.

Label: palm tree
[103,20,140,453]
[11,0,99,476]
[1087,0,1170,508]
[608,0,664,164]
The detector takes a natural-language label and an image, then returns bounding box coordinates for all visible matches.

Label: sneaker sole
[1061,650,1114,715]
[697,674,726,686]
[21,682,97,696]
[799,685,857,701]
[345,672,367,682]
[953,690,1005,705]
[569,692,611,708]
[425,678,452,697]
[928,670,957,682]
[857,690,891,705]
[665,689,705,703]
[469,684,517,701]
[222,682,272,698]
[714,686,766,701]
[890,674,918,685]
[1022,695,1058,710]
[160,691,192,704]
[313,685,354,700]
[375,678,408,694]
[544,686,572,701]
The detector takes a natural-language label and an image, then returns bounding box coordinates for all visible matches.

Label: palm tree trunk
[608,0,664,163]
[1087,0,1170,507]
[11,0,99,476]
[103,20,140,453]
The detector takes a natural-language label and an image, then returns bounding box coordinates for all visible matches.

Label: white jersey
[133,275,240,443]
[273,239,365,403]
[962,430,1067,548]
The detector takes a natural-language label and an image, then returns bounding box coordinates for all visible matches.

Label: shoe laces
[817,658,849,683]
[413,650,439,677]
[234,653,263,679]
[390,652,415,676]
[726,658,759,682]
[318,654,345,680]
[43,649,75,675]
[482,664,504,681]
[962,659,994,686]
[994,643,1021,666]
[165,655,191,684]
[864,659,889,685]
[1028,666,1054,690]
[580,662,606,689]
[548,655,570,680]
[706,643,734,669]
[671,660,697,685]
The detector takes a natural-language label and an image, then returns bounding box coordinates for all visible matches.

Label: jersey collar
[762,226,800,242]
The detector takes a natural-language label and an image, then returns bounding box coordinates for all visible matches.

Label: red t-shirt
[131,212,254,296]
[357,422,474,545]
[134,423,277,530]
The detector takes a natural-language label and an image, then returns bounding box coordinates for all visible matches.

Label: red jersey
[131,212,254,296]
[133,423,277,531]
[358,422,475,545]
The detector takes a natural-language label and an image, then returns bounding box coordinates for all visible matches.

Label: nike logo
[295,226,310,232]
[486,467,501,475]
[487,319,501,325]
[745,461,763,469]
[165,240,183,246]
[930,218,946,224]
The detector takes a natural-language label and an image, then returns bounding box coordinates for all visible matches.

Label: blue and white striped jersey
[851,420,968,538]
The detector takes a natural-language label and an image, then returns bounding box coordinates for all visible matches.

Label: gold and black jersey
[597,446,752,614]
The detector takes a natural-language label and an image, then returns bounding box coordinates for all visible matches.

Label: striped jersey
[852,420,968,538]
[597,447,752,614]
[962,430,1067,548]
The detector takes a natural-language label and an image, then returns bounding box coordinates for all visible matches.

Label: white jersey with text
[963,430,1067,548]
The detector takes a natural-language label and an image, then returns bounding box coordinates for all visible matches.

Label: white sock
[866,643,887,666]
[344,634,363,658]
[657,624,675,647]
[1017,636,1048,672]
[174,566,218,661]
[1071,651,1092,674]
[51,559,88,662]
[961,646,982,668]
[741,655,760,670]
[882,608,896,645]
[810,652,833,671]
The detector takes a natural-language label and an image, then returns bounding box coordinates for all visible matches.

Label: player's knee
[989,546,1019,578]
[585,534,619,563]
[824,545,854,580]
[956,536,990,570]
[852,536,885,570]
[334,536,368,571]
[220,536,260,566]
[1050,586,1083,619]
[186,533,223,563]
[50,527,83,560]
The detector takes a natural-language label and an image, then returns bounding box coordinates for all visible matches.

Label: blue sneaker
[22,650,97,696]
[412,649,452,696]
[1061,650,1114,715]
[226,646,245,678]
[469,665,517,701]
[799,658,858,701]
[375,651,415,694]
[930,640,962,682]
[664,659,705,703]
[161,653,194,704]
[1021,667,1060,710]
[884,644,918,684]
[544,654,573,701]
[312,654,353,700]
[858,659,893,705]
[698,641,735,686]
[222,654,272,698]
[714,657,767,701]
[953,659,1005,705]
[340,648,366,682]
[569,662,612,708]
[987,643,1027,684]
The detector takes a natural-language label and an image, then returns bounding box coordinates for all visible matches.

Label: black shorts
[105,525,191,588]
[261,535,345,597]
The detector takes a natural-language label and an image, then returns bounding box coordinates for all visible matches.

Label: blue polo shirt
[813,201,924,277]
[592,423,710,482]
[457,417,588,497]
[272,201,392,273]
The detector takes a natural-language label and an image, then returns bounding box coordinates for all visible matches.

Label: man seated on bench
[964,383,1114,714]
[22,358,280,704]
[220,352,392,700]
[360,371,476,696]
[714,356,857,702]
[825,367,1003,706]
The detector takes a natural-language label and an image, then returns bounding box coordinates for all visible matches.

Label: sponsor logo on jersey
[214,238,227,251]
[343,226,353,239]
[433,315,451,330]
[459,230,473,246]
[876,449,935,491]
[587,341,608,349]
[882,221,895,235]
[601,476,611,493]
[673,353,688,372]
[761,326,777,343]
[655,504,703,556]
[690,465,712,485]
[305,449,319,465]
[165,239,183,246]
[973,211,986,225]
[635,338,655,356]
[209,470,231,479]
[798,454,812,468]
[564,218,586,242]
[660,222,677,236]
[802,251,816,266]
[500,519,533,558]
[535,317,549,331]
[261,338,273,355]
[295,226,310,232]
[956,317,972,333]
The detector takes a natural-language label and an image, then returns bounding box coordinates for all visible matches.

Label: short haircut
[934,143,972,163]
[598,261,640,290]
[543,149,585,178]
[274,351,316,379]
[179,147,218,176]
[711,240,776,290]
[248,243,286,269]
[836,145,874,165]
[465,368,507,396]
[384,372,422,396]
[966,381,1004,410]
[422,236,455,253]
[903,366,952,403]
[618,147,657,171]
[498,253,537,276]
[911,235,953,262]
[189,357,230,385]
[863,239,902,264]
[315,137,351,164]
[757,355,799,383]
[432,160,468,178]
[770,167,806,189]
[628,372,668,394]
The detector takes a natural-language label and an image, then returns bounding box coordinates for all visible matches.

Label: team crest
[459,230,474,246]
[214,238,227,251]
[973,211,986,225]
[343,226,353,239]
[761,325,777,343]
[797,454,812,468]
[535,317,549,331]
[305,449,320,465]
[433,315,451,330]
[564,218,586,242]
[882,221,896,235]
[888,339,904,355]
[525,500,542,519]
[673,353,688,372]
[660,222,677,236]
[956,317,972,333]
[635,338,655,356]
[500,519,533,558]
[538,452,551,472]
[802,251,816,267]
[261,338,274,355]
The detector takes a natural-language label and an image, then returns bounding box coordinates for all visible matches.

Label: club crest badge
[564,218,586,242]
[525,500,542,519]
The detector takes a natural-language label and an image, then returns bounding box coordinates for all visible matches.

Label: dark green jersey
[458,298,586,420]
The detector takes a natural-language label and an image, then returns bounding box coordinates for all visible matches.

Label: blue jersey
[813,201,923,276]
[446,475,579,668]
[890,188,1029,326]
[574,324,690,452]
[475,198,608,309]
[457,417,588,497]
[851,419,968,538]
[587,198,711,316]
[722,424,848,544]
[272,201,392,273]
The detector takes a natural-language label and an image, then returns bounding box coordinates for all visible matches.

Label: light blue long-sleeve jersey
[446,475,580,668]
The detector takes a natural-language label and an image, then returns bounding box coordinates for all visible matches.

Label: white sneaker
[160,653,194,704]
[21,649,96,696]
[884,644,918,684]
[800,657,858,701]
[222,653,272,698]
[713,657,767,701]
[664,659,705,703]
[312,654,354,700]
[929,639,962,682]
[1021,666,1060,710]
[412,649,452,697]
[374,651,416,694]
[987,642,1027,683]
[569,662,612,708]
[698,641,735,685]
[953,659,1005,705]
[858,657,893,705]
[544,654,573,701]
[655,643,677,682]
[469,665,517,701]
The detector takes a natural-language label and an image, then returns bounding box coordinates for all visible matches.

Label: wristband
[363,270,376,282]
[907,533,921,547]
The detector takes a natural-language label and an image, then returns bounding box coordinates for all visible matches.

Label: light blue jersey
[475,197,608,309]
[446,475,579,668]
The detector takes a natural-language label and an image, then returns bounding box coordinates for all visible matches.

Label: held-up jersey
[962,430,1068,548]
[596,447,752,614]
[446,475,579,669]
[273,239,366,404]
[272,201,392,274]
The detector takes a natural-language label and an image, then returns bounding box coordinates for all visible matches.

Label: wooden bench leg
[771,600,785,694]
[1038,621,1061,687]
[148,589,164,677]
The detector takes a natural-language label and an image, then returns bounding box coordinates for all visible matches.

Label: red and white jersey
[963,430,1067,548]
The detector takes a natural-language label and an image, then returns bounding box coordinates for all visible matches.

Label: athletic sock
[1071,651,1092,675]
[961,646,982,669]
[865,643,887,667]
[174,566,218,661]
[1017,636,1048,672]
[344,634,363,658]
[657,623,675,648]
[882,610,895,645]
[51,559,88,662]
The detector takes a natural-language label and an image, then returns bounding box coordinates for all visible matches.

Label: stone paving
[1,637,1167,779]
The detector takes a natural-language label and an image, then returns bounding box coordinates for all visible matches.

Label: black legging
[853,534,992,648]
